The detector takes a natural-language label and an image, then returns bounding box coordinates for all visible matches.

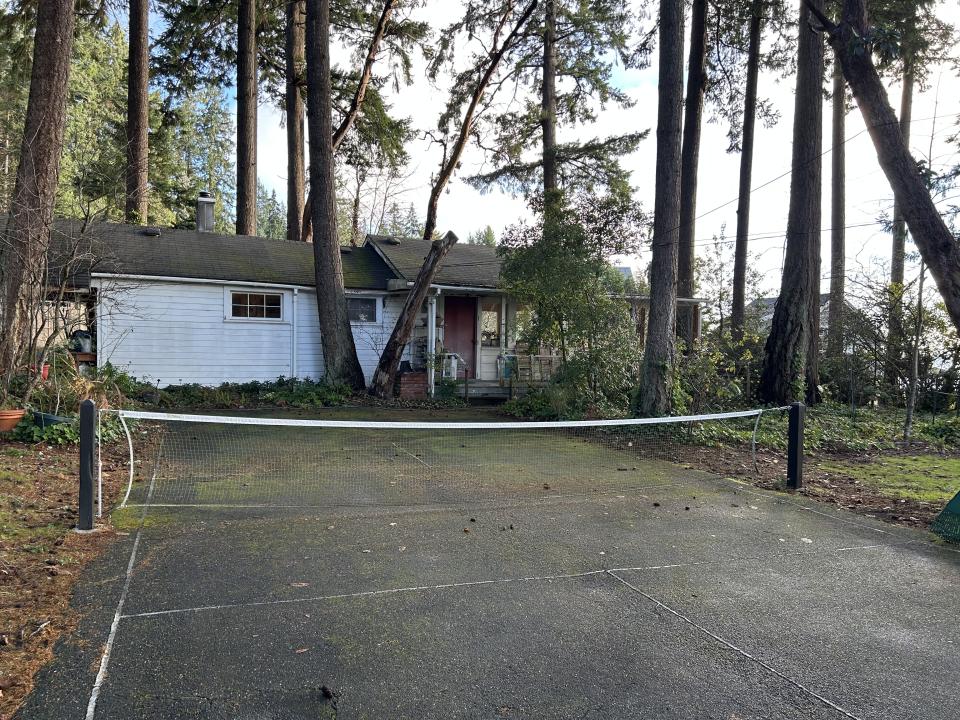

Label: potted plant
[0,401,26,432]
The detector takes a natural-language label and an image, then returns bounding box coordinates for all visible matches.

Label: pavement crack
[604,570,865,720]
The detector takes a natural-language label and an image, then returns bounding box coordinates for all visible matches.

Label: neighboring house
[747,294,858,335]
[50,213,704,397]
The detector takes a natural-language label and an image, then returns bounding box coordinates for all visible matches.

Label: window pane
[266,295,281,308]
[232,303,247,318]
[249,305,264,318]
[348,298,376,323]
[265,305,281,319]
[233,293,248,305]
[480,299,501,347]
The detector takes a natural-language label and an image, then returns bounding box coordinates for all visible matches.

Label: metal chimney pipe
[196,191,215,233]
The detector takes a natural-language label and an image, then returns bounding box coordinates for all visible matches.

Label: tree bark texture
[541,0,558,198]
[305,0,366,390]
[759,0,823,405]
[125,0,150,224]
[286,0,306,242]
[369,232,459,398]
[805,0,960,335]
[677,0,708,304]
[827,58,846,358]
[0,0,75,382]
[236,0,258,235]
[301,0,397,243]
[638,0,684,417]
[731,1,762,342]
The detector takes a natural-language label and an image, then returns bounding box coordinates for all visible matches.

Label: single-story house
[47,212,703,397]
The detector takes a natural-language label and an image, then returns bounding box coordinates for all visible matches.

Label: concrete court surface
[16,467,960,720]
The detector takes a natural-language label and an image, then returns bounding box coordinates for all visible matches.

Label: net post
[787,402,805,491]
[78,399,96,531]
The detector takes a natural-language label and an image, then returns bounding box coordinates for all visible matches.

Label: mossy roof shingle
[50,219,395,290]
[367,234,501,289]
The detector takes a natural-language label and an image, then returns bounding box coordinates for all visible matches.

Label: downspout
[291,288,298,378]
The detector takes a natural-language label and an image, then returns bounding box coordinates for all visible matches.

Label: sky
[252,1,960,299]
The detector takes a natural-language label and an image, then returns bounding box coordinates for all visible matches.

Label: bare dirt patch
[0,438,130,719]
[666,442,950,530]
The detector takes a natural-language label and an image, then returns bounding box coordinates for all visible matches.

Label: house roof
[367,234,501,289]
[49,219,395,291]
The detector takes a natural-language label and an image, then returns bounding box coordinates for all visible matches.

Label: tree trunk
[422,0,537,244]
[541,0,558,199]
[369,232,459,397]
[638,0,684,417]
[758,0,823,405]
[904,263,924,441]
[372,0,538,397]
[285,0,306,242]
[125,0,150,224]
[731,1,762,342]
[305,0,366,390]
[236,0,257,236]
[826,58,846,358]
[0,0,75,390]
[885,55,913,390]
[301,0,397,243]
[677,0,708,347]
[805,0,960,335]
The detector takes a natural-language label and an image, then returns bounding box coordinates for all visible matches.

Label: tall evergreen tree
[467,0,649,203]
[638,0,684,416]
[125,0,149,223]
[285,0,305,242]
[236,0,257,235]
[677,0,709,343]
[0,0,76,391]
[305,0,365,389]
[759,0,824,404]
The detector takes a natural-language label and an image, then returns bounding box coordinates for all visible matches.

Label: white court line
[119,541,907,621]
[85,437,163,720]
[390,442,431,468]
[606,570,864,720]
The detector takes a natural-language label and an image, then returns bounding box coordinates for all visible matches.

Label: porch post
[427,292,437,397]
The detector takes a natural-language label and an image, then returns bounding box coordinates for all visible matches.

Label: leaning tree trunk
[759,0,824,405]
[826,59,846,359]
[885,55,914,390]
[638,0,684,417]
[677,0,708,347]
[305,0,366,390]
[541,0,559,202]
[731,1,762,343]
[285,0,306,242]
[236,0,258,236]
[805,0,960,334]
[369,232,459,397]
[125,0,150,224]
[0,0,75,389]
[371,0,539,397]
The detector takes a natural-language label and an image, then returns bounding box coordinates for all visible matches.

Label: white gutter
[90,272,387,295]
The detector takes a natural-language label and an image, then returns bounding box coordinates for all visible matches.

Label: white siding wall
[93,278,406,387]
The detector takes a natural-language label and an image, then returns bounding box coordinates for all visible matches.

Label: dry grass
[0,437,129,720]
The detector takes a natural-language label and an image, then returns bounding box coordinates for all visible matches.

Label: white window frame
[347,295,381,325]
[224,288,287,323]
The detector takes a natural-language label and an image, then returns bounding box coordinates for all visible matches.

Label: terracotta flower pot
[0,409,26,432]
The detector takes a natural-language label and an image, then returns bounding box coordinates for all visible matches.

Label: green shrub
[158,377,350,410]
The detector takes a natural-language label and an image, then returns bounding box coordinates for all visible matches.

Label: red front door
[443,296,476,378]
